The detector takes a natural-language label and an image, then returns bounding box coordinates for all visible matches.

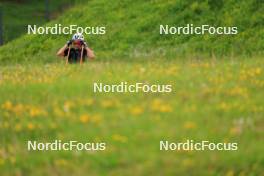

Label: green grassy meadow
[1,58,264,175]
[0,0,264,175]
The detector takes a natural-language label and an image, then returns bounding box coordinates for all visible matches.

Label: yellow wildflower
[165,66,178,76]
[80,114,90,123]
[182,158,194,167]
[229,126,242,136]
[49,123,57,129]
[183,121,197,129]
[63,101,73,112]
[3,122,9,129]
[1,101,12,110]
[112,134,128,143]
[14,124,22,132]
[151,99,172,113]
[255,67,262,75]
[225,170,235,176]
[90,114,102,124]
[9,157,16,164]
[228,87,248,97]
[54,159,68,166]
[101,99,114,108]
[219,102,230,111]
[53,107,64,117]
[27,123,35,130]
[13,104,24,115]
[29,107,42,117]
[85,98,94,106]
[130,106,144,115]
[0,158,4,165]
[159,104,172,112]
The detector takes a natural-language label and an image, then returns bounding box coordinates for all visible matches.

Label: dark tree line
[0,0,50,45]
[0,6,3,45]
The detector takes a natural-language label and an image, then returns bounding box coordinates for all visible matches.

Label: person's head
[71,33,84,48]
[72,33,84,41]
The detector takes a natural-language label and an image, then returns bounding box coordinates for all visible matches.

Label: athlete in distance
[57,33,95,64]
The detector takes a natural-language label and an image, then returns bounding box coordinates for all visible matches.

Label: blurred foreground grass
[0,58,263,175]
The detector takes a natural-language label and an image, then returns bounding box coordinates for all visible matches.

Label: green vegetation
[0,0,263,64]
[0,0,263,175]
[1,59,264,175]
[0,0,85,43]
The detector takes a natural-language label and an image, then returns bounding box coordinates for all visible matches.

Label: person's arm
[81,41,95,59]
[56,44,68,57]
[86,47,95,59]
[56,40,72,57]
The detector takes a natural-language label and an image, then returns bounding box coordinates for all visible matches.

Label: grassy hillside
[0,0,263,64]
